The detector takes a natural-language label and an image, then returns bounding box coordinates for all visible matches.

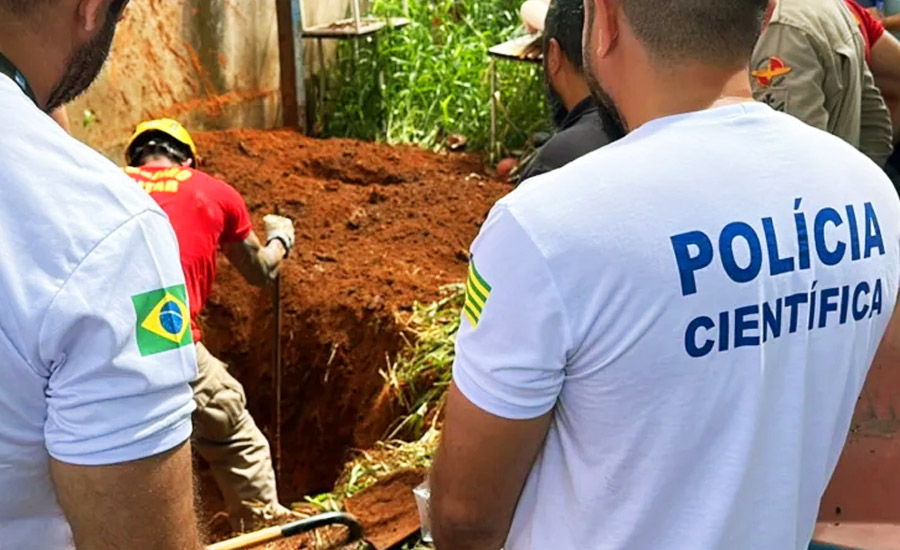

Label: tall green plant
[320,0,549,154]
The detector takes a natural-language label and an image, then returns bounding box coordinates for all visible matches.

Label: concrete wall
[72,0,355,161]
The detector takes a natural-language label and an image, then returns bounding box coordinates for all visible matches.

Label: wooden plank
[302,17,410,38]
[275,0,306,130]
[488,34,543,63]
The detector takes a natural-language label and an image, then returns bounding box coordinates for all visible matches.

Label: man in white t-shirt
[429,0,900,549]
[0,1,202,549]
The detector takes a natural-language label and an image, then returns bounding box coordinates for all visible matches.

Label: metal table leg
[490,58,498,165]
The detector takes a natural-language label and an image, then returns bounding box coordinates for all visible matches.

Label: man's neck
[0,15,66,109]
[617,64,753,131]
[561,76,591,113]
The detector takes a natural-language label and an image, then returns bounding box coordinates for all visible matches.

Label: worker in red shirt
[123,119,296,530]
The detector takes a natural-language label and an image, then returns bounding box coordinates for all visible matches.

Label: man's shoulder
[186,168,243,198]
[539,112,614,162]
[0,97,166,282]
[767,0,859,44]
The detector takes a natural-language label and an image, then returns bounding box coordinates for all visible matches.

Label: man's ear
[182,158,194,168]
[76,0,107,34]
[547,38,563,77]
[594,0,620,58]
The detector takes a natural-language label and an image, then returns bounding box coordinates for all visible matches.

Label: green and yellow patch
[132,285,192,356]
[464,260,491,327]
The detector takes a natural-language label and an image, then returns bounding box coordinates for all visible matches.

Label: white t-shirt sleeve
[38,210,198,466]
[453,205,572,420]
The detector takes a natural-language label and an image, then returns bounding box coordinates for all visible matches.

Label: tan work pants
[193,342,281,528]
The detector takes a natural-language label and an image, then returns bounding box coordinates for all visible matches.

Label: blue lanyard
[0,51,37,106]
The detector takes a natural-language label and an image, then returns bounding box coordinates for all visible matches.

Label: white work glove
[264,214,295,257]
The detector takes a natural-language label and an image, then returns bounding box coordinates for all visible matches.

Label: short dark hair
[0,0,55,14]
[544,0,585,69]
[127,131,193,167]
[619,0,768,66]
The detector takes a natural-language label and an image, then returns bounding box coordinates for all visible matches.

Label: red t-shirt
[845,0,886,63]
[125,166,253,341]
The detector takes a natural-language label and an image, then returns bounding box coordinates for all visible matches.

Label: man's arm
[859,61,895,163]
[428,205,570,549]
[883,13,900,32]
[40,210,202,550]
[431,385,552,550]
[51,443,202,550]
[224,232,287,287]
[870,33,900,140]
[871,285,900,368]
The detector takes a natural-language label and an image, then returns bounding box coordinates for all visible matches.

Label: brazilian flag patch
[131,285,192,356]
[464,260,492,328]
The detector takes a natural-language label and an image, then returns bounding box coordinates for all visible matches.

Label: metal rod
[490,59,498,165]
[353,0,362,33]
[272,206,283,478]
[318,37,326,131]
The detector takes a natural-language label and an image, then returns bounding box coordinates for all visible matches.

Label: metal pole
[274,272,282,477]
[490,58,498,165]
[353,0,362,33]
[318,37,326,132]
[272,206,283,479]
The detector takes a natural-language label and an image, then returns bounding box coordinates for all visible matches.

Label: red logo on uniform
[751,56,792,88]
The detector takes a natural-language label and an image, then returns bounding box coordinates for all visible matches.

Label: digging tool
[272,206,283,478]
[206,512,368,550]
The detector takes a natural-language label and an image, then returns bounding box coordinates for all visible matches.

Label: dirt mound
[196,129,508,502]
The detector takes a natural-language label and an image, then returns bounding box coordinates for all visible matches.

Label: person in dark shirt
[518,0,625,184]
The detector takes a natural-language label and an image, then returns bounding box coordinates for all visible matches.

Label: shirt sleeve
[859,61,895,166]
[859,2,886,45]
[751,24,829,132]
[452,205,572,420]
[38,210,198,466]
[218,181,253,245]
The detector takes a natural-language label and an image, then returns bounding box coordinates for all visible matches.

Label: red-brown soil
[196,129,507,507]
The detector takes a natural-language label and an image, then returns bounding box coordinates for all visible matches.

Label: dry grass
[382,284,464,440]
[298,288,463,550]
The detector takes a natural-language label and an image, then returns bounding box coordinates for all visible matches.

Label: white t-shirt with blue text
[0,76,197,548]
[454,102,900,550]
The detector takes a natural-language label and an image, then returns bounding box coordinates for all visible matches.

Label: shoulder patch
[752,56,792,88]
[132,285,192,356]
[464,260,492,328]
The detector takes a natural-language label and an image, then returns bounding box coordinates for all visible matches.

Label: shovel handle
[206,512,365,550]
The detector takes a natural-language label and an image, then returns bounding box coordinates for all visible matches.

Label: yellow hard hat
[125,118,198,165]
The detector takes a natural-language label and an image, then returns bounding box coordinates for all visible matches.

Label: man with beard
[430,0,900,549]
[517,0,625,183]
[0,1,201,549]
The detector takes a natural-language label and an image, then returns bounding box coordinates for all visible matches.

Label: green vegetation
[319,0,550,154]
[300,288,465,549]
[382,284,463,440]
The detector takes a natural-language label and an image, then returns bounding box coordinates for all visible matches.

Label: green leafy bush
[319,0,549,153]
